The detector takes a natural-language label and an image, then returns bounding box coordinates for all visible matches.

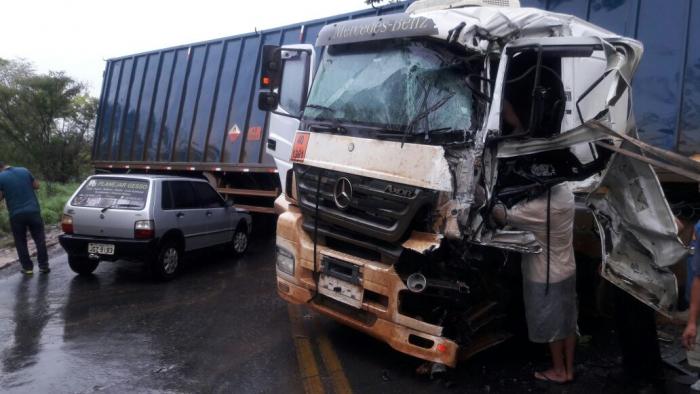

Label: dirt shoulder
[0,225,62,269]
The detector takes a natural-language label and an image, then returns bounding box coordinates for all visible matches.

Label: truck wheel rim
[163,248,178,274]
[234,232,247,253]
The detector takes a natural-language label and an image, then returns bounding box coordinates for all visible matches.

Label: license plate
[318,274,363,308]
[88,243,115,255]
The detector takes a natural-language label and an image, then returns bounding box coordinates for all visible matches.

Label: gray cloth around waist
[523,274,577,343]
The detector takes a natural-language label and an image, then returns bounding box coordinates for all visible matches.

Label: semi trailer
[91,2,410,213]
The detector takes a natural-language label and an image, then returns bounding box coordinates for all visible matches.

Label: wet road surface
[0,230,693,393]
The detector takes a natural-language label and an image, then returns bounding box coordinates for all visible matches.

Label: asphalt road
[0,230,692,393]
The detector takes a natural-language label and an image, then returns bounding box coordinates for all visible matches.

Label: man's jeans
[10,212,48,270]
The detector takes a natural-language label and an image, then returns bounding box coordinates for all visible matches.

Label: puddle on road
[0,260,172,393]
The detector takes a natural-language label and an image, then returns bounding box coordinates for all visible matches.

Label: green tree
[0,58,97,182]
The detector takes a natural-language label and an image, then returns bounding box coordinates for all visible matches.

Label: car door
[165,181,209,251]
[191,181,233,247]
[259,44,315,194]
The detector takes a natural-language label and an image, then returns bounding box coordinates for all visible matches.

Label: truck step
[234,204,277,214]
[218,187,279,198]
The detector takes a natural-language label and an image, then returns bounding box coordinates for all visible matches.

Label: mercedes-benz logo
[333,177,353,209]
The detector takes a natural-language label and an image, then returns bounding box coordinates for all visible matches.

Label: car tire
[68,255,99,275]
[151,241,182,281]
[231,225,249,256]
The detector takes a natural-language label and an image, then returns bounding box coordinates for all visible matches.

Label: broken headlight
[276,247,295,275]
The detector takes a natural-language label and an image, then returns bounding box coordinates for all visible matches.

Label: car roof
[88,174,206,182]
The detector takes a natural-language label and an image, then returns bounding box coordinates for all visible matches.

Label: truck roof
[317,4,632,52]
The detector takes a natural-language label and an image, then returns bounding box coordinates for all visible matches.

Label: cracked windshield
[304,39,478,139]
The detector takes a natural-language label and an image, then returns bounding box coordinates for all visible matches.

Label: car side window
[161,182,174,210]
[191,182,225,208]
[168,181,198,209]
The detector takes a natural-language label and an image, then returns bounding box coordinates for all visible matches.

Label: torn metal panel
[591,212,679,315]
[473,229,541,253]
[410,6,624,53]
[402,231,443,254]
[588,140,687,313]
[496,122,610,159]
[589,120,700,178]
[445,146,479,230]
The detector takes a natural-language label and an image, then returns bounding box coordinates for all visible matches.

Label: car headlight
[276,247,295,275]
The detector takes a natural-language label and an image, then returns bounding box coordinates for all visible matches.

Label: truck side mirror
[258,91,280,111]
[260,45,282,89]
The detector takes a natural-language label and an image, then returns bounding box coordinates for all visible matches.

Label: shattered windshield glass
[304,39,478,137]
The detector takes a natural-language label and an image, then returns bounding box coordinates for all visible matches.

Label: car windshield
[72,178,149,210]
[304,39,479,136]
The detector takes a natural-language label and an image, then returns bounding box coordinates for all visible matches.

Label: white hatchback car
[59,174,252,280]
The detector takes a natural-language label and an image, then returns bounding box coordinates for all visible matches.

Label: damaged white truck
[258,0,695,367]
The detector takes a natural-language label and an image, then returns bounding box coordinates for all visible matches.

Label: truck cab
[259,0,687,367]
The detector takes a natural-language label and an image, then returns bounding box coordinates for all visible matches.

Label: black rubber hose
[545,187,551,296]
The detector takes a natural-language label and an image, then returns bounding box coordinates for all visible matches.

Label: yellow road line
[288,304,325,394]
[315,326,353,394]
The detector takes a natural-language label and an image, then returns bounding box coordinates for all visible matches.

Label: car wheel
[231,226,249,256]
[68,255,99,275]
[151,241,181,281]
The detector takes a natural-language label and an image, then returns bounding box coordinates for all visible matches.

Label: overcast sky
[0,0,373,96]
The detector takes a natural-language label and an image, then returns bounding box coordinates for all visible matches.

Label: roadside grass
[0,182,79,241]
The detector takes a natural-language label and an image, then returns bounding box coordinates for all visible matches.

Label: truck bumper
[275,203,459,367]
[59,234,157,262]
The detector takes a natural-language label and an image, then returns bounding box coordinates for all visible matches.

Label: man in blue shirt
[0,160,49,275]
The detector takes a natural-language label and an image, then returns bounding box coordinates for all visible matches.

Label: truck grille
[295,165,437,244]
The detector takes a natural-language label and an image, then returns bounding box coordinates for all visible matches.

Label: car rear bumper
[59,234,157,262]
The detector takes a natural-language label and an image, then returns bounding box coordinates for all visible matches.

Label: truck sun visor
[316,14,438,47]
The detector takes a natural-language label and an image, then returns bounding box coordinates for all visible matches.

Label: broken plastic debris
[690,379,700,391]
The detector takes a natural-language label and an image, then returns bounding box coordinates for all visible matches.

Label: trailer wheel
[68,255,99,275]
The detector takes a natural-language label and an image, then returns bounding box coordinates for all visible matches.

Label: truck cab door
[258,44,315,194]
[484,37,685,313]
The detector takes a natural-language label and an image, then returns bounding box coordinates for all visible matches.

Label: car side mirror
[258,91,279,111]
[225,199,234,208]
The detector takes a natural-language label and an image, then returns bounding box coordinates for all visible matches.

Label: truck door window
[501,51,565,138]
[494,47,617,202]
[278,50,310,118]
